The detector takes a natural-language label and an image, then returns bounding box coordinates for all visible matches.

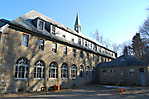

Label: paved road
[1,85,149,99]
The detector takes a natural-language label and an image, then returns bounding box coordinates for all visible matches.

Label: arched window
[86,66,90,76]
[61,63,68,79]
[34,60,45,79]
[49,62,58,78]
[71,64,77,79]
[79,65,84,78]
[15,58,29,79]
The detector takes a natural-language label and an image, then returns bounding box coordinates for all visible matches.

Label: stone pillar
[44,64,48,91]
[57,64,61,90]
[27,65,32,92]
[68,66,71,80]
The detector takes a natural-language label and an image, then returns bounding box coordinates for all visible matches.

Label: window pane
[38,40,44,50]
[38,20,44,30]
[22,34,29,47]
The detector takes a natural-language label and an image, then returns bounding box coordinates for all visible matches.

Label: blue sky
[0,0,148,44]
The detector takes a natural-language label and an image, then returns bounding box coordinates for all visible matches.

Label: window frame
[38,39,44,50]
[15,58,29,80]
[34,60,45,79]
[37,19,45,31]
[73,49,77,57]
[51,25,56,35]
[21,34,29,47]
[61,63,68,79]
[52,43,57,53]
[64,46,67,55]
[79,65,84,78]
[49,62,58,79]
[71,65,77,79]
[80,51,84,58]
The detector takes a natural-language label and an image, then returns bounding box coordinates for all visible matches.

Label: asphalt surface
[1,85,149,99]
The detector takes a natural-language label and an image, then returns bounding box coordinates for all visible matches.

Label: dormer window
[72,38,74,42]
[85,41,88,47]
[51,25,56,35]
[78,38,81,45]
[37,19,45,31]
[62,35,66,38]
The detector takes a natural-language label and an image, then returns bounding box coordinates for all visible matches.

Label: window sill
[48,78,58,80]
[61,78,68,80]
[14,78,28,80]
[33,78,44,80]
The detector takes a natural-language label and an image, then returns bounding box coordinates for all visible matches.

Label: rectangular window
[38,39,44,50]
[51,25,56,35]
[90,43,92,49]
[64,46,67,55]
[38,20,44,30]
[22,34,29,47]
[93,54,95,61]
[73,49,77,57]
[72,38,74,42]
[52,43,57,53]
[87,52,89,58]
[78,38,81,45]
[80,51,84,58]
[85,41,88,47]
[62,35,66,38]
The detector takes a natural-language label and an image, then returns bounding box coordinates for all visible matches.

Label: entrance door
[139,68,146,86]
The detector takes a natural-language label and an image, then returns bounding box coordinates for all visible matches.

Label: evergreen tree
[131,33,144,58]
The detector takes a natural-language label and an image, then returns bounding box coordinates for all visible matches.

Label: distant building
[0,10,116,93]
[96,55,149,86]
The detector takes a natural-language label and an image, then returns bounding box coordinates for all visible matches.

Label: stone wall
[0,27,112,92]
[96,65,149,86]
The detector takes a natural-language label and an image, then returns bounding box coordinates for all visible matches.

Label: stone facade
[0,10,116,93]
[96,55,149,86]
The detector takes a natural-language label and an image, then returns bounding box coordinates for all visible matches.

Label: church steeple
[74,13,81,33]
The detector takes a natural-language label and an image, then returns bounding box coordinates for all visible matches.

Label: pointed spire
[74,12,81,33]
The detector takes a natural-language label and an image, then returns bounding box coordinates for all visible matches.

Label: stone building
[0,10,116,93]
[96,55,149,86]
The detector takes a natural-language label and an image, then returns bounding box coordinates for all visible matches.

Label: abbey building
[0,10,116,93]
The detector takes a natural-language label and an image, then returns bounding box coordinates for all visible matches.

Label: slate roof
[11,10,115,53]
[97,55,146,67]
[0,19,9,27]
[0,10,116,59]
